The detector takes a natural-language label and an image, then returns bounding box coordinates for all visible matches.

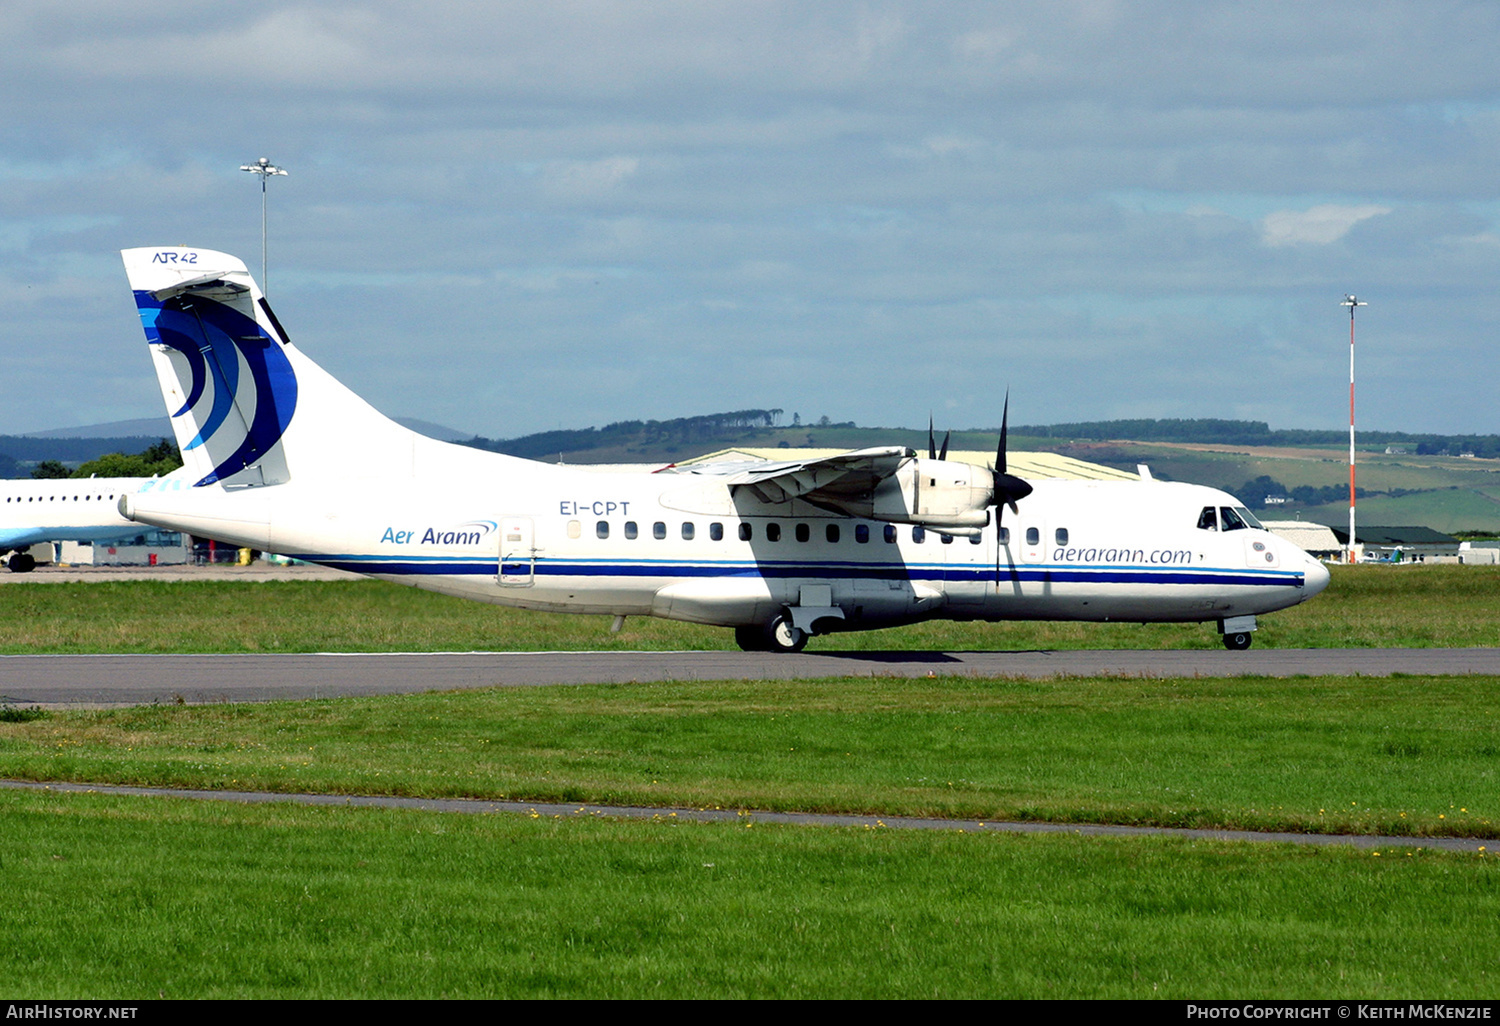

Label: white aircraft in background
[118,247,1328,651]
[2,472,190,572]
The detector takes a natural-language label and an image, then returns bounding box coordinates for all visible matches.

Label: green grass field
[4,568,1499,998]
[4,563,1499,653]
[1083,441,1500,532]
[1299,488,1500,533]
[3,675,1495,837]
[5,788,1496,999]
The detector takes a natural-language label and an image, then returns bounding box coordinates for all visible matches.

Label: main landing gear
[1222,631,1253,651]
[734,612,808,653]
[6,552,36,573]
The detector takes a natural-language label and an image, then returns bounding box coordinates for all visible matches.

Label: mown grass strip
[3,563,1498,654]
[4,788,1496,1000]
[4,675,1495,837]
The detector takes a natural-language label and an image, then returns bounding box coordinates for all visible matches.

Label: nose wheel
[1222,631,1253,651]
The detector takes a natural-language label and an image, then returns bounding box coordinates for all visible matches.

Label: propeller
[927,415,951,462]
[991,393,1032,515]
[991,392,1033,580]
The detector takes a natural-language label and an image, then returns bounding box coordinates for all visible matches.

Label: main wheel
[1222,631,1253,651]
[761,613,808,653]
[7,552,36,573]
[734,625,766,652]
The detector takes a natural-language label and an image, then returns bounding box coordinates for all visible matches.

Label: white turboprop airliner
[118,247,1329,651]
[2,472,191,572]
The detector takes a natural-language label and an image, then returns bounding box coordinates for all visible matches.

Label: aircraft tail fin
[122,247,424,487]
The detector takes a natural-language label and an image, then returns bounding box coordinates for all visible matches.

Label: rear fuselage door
[498,516,535,586]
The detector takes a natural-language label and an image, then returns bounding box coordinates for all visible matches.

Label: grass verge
[3,675,1495,837]
[4,788,1497,999]
[2,563,1499,653]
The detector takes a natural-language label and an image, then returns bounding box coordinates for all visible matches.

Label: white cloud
[540,156,642,200]
[4,3,1500,437]
[1259,204,1391,247]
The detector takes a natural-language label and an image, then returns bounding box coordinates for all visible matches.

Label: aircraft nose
[1302,553,1331,599]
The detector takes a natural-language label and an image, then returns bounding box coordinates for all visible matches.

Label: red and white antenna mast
[1341,294,1366,563]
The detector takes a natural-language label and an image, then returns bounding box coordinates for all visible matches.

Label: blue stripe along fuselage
[289,553,1306,589]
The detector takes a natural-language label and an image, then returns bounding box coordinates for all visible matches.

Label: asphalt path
[4,779,1491,852]
[3,647,1499,706]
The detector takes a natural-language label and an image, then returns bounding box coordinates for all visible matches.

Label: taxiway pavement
[4,647,1499,706]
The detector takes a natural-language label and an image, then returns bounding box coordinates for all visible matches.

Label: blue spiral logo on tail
[134,289,299,486]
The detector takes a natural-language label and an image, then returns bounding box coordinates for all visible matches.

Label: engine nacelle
[869,457,992,529]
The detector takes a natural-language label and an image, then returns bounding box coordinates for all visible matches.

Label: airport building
[58,530,188,566]
[1260,521,1342,560]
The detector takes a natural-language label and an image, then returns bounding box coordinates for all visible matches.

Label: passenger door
[498,516,535,586]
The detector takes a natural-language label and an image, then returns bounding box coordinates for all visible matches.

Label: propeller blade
[989,389,1030,585]
[938,429,950,462]
[996,392,1009,476]
[928,415,936,461]
[990,390,1032,509]
[994,494,1008,581]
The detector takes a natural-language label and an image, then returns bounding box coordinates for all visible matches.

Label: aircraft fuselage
[125,462,1328,634]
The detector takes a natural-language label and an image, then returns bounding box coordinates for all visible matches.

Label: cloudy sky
[3,2,1498,439]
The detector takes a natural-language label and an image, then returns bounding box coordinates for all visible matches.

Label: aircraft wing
[680,445,916,505]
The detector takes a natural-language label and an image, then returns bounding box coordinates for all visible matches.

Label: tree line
[465,409,785,460]
[29,439,183,480]
[1230,474,1434,510]
[1013,418,1500,458]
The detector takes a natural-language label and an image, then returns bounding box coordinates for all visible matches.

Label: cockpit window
[1219,506,1247,532]
[1235,506,1263,530]
[1198,506,1218,531]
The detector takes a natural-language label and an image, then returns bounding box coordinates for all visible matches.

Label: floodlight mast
[1341,294,1366,564]
[239,157,287,296]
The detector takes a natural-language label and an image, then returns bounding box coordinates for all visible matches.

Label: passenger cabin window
[681,522,695,540]
[739,523,752,541]
[884,525,897,543]
[1026,527,1040,546]
[912,527,926,543]
[596,521,609,539]
[999,527,1010,544]
[653,521,667,540]
[1055,528,1069,546]
[795,523,810,543]
[1198,506,1218,531]
[826,524,840,543]
[941,532,954,545]
[710,522,724,541]
[970,533,981,545]
[767,523,781,542]
[625,521,638,539]
[855,524,869,544]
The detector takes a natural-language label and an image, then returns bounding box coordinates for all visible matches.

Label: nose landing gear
[1218,615,1256,651]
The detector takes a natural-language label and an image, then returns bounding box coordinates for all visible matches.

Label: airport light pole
[1342,294,1366,564]
[240,157,287,296]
